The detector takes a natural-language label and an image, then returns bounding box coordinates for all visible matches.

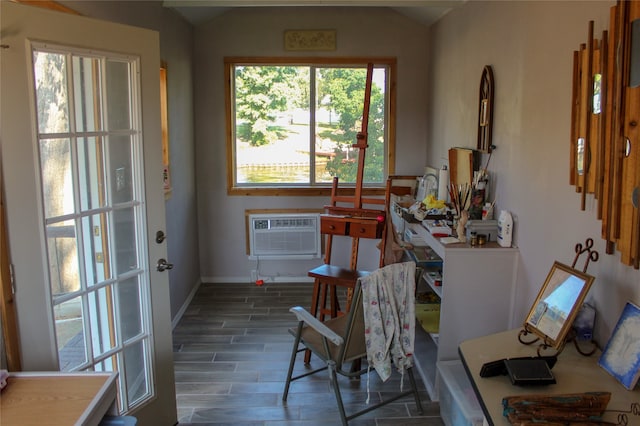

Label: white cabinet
[403,220,519,400]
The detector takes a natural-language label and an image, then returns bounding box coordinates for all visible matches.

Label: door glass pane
[124,340,149,405]
[46,220,80,296]
[40,138,73,218]
[55,296,87,371]
[89,285,116,356]
[119,277,142,341]
[95,355,116,372]
[32,43,154,415]
[81,213,111,285]
[106,60,132,130]
[113,207,138,273]
[110,135,134,204]
[78,136,106,210]
[73,56,103,132]
[33,51,70,134]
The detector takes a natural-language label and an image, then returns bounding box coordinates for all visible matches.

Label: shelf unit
[396,210,519,400]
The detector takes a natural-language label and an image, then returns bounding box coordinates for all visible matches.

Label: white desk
[459,329,640,426]
[401,218,518,400]
[0,371,118,426]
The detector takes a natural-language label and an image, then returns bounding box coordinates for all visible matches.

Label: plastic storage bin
[437,360,484,426]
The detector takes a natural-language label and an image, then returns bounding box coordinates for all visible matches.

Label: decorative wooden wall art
[477,65,495,153]
[570,0,640,269]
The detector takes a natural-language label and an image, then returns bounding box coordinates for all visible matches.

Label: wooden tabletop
[459,329,640,426]
[0,372,118,426]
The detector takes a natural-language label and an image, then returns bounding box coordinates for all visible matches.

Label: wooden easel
[308,64,384,310]
[305,64,418,363]
[305,63,381,362]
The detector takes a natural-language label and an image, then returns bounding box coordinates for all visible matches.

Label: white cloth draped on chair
[283,260,424,425]
[360,261,416,382]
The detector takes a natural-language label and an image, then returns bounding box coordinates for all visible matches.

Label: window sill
[228,186,387,197]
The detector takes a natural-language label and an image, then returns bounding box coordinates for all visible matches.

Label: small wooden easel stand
[518,238,600,357]
[567,238,599,356]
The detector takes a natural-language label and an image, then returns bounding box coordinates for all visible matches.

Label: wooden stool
[304,264,369,363]
[308,264,370,319]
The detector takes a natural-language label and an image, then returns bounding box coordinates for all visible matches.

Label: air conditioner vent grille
[248,213,321,259]
[254,218,316,230]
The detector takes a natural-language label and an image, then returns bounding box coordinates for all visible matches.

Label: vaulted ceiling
[163,0,466,26]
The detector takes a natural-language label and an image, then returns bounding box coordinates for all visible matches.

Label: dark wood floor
[172,281,444,425]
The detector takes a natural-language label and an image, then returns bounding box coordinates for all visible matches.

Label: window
[225,57,396,195]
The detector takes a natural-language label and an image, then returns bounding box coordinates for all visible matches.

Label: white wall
[427,0,640,344]
[58,0,201,319]
[56,1,640,346]
[194,7,430,282]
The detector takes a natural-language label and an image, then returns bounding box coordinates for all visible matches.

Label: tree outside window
[226,58,395,194]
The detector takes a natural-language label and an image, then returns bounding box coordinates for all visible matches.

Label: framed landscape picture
[598,302,640,390]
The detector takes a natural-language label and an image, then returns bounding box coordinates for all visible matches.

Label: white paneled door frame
[0,3,177,424]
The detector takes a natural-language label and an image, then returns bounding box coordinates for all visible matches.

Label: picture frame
[522,261,595,350]
[598,301,640,390]
[284,30,336,51]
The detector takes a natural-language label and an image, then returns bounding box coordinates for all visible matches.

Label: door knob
[157,258,173,272]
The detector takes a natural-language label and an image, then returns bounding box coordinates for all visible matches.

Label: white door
[0,3,177,424]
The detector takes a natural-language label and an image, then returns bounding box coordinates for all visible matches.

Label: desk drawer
[349,220,382,239]
[321,216,347,235]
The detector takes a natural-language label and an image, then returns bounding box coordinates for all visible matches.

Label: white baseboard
[171,278,202,330]
[199,276,314,284]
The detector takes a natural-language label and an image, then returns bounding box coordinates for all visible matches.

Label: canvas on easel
[598,301,640,390]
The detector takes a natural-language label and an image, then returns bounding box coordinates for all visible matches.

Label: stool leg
[309,279,321,317]
[330,285,337,318]
[319,282,328,321]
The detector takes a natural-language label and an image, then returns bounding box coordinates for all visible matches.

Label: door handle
[156,258,174,272]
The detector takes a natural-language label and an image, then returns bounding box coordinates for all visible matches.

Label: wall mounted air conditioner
[248,213,322,260]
